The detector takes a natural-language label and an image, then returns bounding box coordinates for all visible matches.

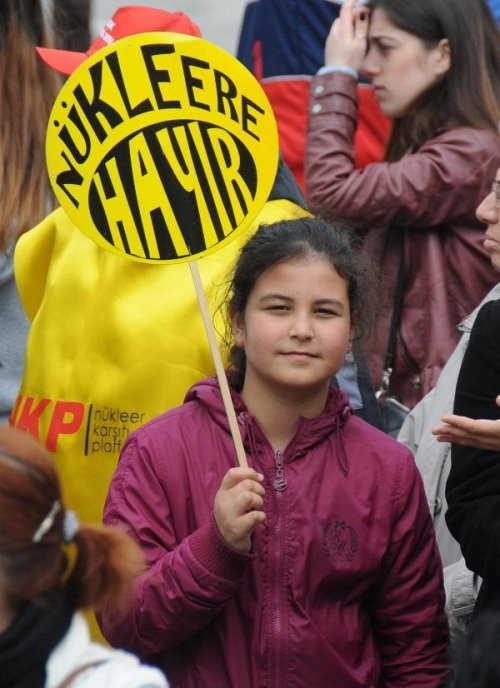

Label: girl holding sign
[99,217,449,687]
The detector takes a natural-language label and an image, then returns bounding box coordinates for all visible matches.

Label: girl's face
[362,9,450,118]
[476,167,500,273]
[232,255,352,402]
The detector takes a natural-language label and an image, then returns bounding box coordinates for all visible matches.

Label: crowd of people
[2,0,500,686]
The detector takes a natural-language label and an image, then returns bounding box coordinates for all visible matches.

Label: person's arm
[370,447,450,687]
[306,85,499,228]
[98,433,263,657]
[445,300,500,581]
[433,396,500,450]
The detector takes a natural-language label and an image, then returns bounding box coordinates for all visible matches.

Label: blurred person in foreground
[0,425,168,688]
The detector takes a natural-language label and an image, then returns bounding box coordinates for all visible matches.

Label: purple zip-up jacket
[99,377,449,687]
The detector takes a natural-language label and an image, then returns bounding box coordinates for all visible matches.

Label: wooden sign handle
[189,261,248,468]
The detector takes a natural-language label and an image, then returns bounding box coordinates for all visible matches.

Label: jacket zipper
[273,449,287,491]
[272,449,287,688]
[238,412,291,687]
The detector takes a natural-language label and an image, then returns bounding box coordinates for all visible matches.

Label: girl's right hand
[325,0,370,73]
[214,467,266,552]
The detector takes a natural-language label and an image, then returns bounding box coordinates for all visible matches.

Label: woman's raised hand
[214,467,266,552]
[325,0,370,73]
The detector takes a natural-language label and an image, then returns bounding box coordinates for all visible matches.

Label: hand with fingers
[325,0,370,73]
[432,395,500,451]
[214,467,266,552]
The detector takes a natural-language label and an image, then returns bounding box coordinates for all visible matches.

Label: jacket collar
[0,593,72,688]
[185,377,352,470]
[458,282,500,334]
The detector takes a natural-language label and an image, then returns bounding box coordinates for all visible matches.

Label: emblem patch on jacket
[323,520,359,563]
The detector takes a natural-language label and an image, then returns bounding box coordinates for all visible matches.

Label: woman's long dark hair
[370,0,500,160]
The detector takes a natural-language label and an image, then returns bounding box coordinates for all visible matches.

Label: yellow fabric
[13,200,308,526]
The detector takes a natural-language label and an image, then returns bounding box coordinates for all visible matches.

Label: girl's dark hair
[369,0,500,160]
[0,426,143,615]
[225,216,375,389]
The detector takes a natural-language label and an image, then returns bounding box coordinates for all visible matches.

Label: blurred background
[93,0,249,54]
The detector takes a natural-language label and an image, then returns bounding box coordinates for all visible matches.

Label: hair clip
[32,500,61,543]
[62,510,80,544]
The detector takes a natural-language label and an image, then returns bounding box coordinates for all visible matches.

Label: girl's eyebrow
[258,294,346,309]
[258,294,291,302]
[316,298,346,309]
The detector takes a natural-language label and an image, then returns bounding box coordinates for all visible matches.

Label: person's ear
[231,309,246,347]
[434,38,451,77]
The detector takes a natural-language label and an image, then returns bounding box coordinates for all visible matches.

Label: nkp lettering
[10,395,85,452]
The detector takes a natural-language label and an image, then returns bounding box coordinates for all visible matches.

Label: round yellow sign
[46,32,279,263]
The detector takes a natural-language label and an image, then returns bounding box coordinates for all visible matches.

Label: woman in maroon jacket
[99,217,449,687]
[305,0,500,409]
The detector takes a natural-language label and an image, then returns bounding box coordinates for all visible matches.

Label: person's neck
[240,378,329,451]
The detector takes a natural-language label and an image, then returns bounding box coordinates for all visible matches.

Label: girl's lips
[282,351,318,358]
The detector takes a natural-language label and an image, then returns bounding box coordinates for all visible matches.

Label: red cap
[36,5,202,75]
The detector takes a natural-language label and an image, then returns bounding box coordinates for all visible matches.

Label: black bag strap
[377,243,405,398]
